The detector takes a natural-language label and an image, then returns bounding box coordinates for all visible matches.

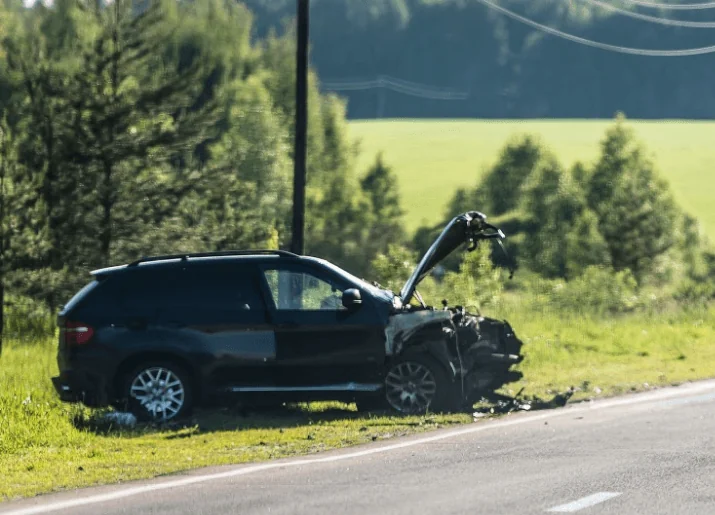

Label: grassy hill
[348,119,715,237]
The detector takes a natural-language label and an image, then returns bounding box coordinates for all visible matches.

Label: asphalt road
[5,380,715,515]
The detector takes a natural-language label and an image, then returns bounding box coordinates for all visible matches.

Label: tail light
[64,321,95,346]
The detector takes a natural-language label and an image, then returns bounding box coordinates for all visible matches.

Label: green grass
[0,339,469,501]
[495,303,715,403]
[3,303,715,501]
[349,119,715,235]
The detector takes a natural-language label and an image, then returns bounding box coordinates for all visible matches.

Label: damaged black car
[52,211,525,421]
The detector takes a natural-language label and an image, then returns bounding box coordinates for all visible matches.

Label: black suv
[52,211,524,421]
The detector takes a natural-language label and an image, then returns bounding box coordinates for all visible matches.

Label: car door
[141,263,278,390]
[258,261,385,391]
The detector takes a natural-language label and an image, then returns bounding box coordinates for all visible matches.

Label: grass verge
[2,304,715,501]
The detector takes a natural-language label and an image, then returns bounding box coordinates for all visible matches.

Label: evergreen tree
[477,134,545,216]
[0,118,50,350]
[520,156,610,279]
[587,114,680,280]
[361,153,406,266]
[55,0,222,266]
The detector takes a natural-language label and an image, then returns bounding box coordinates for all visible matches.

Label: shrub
[673,279,715,306]
[369,244,418,293]
[436,243,503,311]
[3,294,55,341]
[546,266,640,315]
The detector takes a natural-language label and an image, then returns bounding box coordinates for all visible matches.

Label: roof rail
[127,249,299,267]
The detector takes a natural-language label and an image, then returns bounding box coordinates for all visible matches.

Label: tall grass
[0,338,91,456]
[495,304,715,400]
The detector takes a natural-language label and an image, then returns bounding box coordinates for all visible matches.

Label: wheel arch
[396,321,460,381]
[390,341,459,382]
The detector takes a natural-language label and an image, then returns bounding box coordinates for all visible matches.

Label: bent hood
[399,211,498,304]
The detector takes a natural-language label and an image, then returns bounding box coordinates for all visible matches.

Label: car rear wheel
[123,361,193,422]
[383,354,456,415]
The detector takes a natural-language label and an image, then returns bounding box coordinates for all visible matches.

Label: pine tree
[520,156,610,279]
[0,118,50,351]
[3,9,76,281]
[56,0,222,266]
[361,153,406,265]
[587,114,680,280]
[471,134,545,216]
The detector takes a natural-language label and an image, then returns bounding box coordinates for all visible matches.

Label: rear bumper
[51,371,106,407]
[51,375,80,402]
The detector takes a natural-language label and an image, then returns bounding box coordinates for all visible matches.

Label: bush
[436,243,503,312]
[369,244,418,293]
[2,294,55,341]
[673,279,715,306]
[542,266,640,315]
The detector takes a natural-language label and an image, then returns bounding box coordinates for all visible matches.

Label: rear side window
[116,264,268,324]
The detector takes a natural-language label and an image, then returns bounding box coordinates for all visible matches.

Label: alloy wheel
[129,367,185,421]
[385,361,438,414]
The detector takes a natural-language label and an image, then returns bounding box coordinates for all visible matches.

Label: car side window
[117,264,268,324]
[263,268,346,311]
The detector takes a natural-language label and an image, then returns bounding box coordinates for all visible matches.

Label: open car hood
[399,211,503,305]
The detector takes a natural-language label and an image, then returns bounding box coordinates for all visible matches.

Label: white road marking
[547,492,622,512]
[3,380,715,515]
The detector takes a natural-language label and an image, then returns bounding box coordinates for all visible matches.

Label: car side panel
[270,305,386,387]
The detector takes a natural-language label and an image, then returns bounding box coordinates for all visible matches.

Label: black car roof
[90,250,305,278]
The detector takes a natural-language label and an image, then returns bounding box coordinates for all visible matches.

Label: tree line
[0,0,405,350]
[411,113,715,308]
[242,0,715,119]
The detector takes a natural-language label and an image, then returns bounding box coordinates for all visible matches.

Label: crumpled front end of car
[384,306,525,409]
[455,313,525,404]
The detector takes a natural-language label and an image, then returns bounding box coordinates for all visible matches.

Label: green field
[349,119,715,235]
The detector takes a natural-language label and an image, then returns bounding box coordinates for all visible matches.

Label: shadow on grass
[70,387,574,438]
[69,402,435,438]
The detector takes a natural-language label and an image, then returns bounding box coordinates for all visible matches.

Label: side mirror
[342,288,362,310]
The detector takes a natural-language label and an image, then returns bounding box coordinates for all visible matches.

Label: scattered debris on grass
[472,387,575,420]
[103,412,137,428]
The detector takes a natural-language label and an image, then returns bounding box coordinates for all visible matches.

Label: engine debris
[472,387,576,419]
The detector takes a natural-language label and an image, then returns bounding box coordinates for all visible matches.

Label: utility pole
[291,0,309,255]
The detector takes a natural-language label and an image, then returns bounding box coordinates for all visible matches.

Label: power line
[322,75,469,100]
[620,0,715,10]
[579,0,715,27]
[474,0,715,56]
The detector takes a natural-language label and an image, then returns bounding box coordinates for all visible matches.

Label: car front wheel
[123,361,193,422]
[383,354,456,415]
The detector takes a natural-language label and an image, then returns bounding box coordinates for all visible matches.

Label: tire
[121,361,194,422]
[383,353,458,415]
